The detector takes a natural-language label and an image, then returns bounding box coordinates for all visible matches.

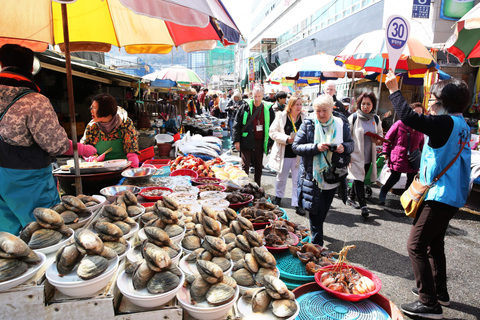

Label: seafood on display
[0,232,42,282]
[288,242,336,275]
[243,275,297,318]
[317,245,376,295]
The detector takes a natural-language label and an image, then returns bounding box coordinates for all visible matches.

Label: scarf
[357,109,375,121]
[0,67,40,92]
[97,113,122,135]
[313,116,336,188]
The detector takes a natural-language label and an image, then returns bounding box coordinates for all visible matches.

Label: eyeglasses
[428,99,436,102]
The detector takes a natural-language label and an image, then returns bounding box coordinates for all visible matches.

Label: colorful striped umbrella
[445,3,480,66]
[143,66,204,87]
[0,0,241,54]
[267,53,350,86]
[335,30,437,78]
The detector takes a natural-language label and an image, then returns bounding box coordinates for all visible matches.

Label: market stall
[1,148,402,320]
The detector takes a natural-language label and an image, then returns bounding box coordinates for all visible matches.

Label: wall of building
[272,0,384,63]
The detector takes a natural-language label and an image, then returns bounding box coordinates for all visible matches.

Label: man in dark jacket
[324,80,349,117]
[272,91,287,113]
[232,86,275,186]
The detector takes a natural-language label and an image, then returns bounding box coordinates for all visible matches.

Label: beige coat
[268,111,306,172]
[347,114,383,182]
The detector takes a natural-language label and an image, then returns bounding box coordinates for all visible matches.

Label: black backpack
[351,112,379,126]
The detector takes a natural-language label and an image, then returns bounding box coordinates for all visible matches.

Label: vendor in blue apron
[81,93,139,167]
[0,44,96,234]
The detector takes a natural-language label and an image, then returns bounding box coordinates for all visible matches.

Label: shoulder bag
[406,130,421,171]
[322,152,348,184]
[400,141,466,219]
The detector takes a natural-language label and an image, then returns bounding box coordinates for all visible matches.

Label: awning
[38,50,142,87]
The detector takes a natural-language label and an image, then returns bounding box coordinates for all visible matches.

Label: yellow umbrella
[0,0,241,194]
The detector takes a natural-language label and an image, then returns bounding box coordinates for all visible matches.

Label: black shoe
[361,206,369,217]
[412,287,450,306]
[295,207,306,216]
[273,197,282,206]
[347,199,361,209]
[250,167,255,173]
[401,301,442,319]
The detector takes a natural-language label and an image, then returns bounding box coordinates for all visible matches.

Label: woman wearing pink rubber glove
[80,93,139,167]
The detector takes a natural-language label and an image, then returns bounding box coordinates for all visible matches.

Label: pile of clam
[0,232,42,282]
[230,246,278,288]
[181,206,236,252]
[55,229,117,279]
[288,243,336,275]
[264,219,309,247]
[125,243,182,294]
[185,235,231,273]
[239,207,277,224]
[95,205,137,243]
[243,275,298,318]
[184,263,238,306]
[141,196,185,240]
[112,190,144,218]
[20,206,73,250]
[252,198,284,217]
[50,195,98,225]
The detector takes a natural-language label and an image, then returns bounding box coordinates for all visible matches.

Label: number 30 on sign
[385,15,410,72]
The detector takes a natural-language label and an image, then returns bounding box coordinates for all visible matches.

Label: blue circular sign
[387,17,409,49]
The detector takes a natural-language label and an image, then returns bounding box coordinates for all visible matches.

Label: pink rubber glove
[127,153,139,168]
[64,140,97,157]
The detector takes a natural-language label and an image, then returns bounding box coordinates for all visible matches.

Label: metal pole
[62,3,82,195]
[375,58,385,115]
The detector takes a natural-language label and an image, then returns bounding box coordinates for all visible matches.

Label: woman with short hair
[292,94,354,245]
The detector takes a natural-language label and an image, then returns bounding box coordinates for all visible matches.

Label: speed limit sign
[385,15,410,72]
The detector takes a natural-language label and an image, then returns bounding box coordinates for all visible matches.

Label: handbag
[322,152,348,184]
[400,141,466,219]
[406,131,421,171]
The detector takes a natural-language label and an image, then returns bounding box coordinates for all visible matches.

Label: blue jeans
[228,118,234,141]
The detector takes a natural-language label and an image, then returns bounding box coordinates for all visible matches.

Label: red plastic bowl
[140,202,156,208]
[314,263,382,301]
[255,229,299,253]
[228,194,254,210]
[138,187,173,201]
[191,177,222,185]
[169,169,199,179]
[196,184,226,192]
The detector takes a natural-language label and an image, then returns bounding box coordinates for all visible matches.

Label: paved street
[239,151,480,319]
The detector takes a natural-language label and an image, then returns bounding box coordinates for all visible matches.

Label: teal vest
[420,115,471,207]
[241,99,273,154]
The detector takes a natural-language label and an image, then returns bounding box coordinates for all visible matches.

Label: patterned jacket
[0,69,69,157]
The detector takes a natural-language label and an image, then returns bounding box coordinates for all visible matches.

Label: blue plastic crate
[274,251,315,282]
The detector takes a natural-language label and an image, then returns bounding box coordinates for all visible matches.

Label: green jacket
[240,99,273,154]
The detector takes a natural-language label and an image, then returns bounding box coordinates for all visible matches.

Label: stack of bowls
[117,270,184,308]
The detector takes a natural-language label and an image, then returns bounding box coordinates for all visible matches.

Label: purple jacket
[383,120,424,173]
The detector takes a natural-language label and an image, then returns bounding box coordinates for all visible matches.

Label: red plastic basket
[314,263,382,301]
[138,187,173,201]
[229,194,254,210]
[170,168,199,179]
[140,202,156,208]
[255,229,299,253]
[143,159,171,168]
[139,146,155,162]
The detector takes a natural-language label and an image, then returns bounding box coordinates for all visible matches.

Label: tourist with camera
[292,94,354,246]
